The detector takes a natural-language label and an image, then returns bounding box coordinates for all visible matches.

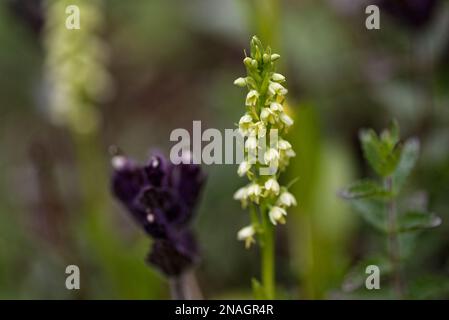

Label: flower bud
[233,77,247,87]
[251,59,258,68]
[271,53,281,61]
[243,57,253,67]
[260,108,270,122]
[263,53,270,63]
[272,73,285,82]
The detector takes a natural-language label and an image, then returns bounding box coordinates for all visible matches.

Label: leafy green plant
[340,120,442,298]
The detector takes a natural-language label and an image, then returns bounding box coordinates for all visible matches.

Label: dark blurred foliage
[377,0,439,29]
[0,0,448,299]
[7,0,44,35]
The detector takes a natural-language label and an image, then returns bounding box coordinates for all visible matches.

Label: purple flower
[111,151,206,276]
[377,0,439,29]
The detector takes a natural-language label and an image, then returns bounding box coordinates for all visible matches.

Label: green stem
[385,176,404,299]
[260,206,275,299]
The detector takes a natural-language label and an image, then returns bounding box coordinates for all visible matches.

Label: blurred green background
[0,0,448,299]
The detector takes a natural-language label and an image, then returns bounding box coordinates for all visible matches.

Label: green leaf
[359,129,401,177]
[389,119,400,145]
[349,198,387,232]
[408,275,449,299]
[251,278,266,299]
[339,180,391,200]
[392,138,420,193]
[397,210,442,233]
[360,129,382,173]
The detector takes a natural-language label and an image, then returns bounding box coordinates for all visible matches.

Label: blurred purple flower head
[111,151,206,276]
[377,0,439,29]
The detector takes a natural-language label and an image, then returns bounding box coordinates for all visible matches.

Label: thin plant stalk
[260,209,275,299]
[385,176,404,298]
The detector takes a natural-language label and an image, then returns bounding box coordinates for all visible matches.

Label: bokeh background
[0,0,448,299]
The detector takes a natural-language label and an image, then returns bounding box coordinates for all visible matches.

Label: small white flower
[269,102,283,112]
[234,186,248,208]
[277,191,297,207]
[265,178,280,195]
[269,206,287,225]
[245,90,259,107]
[237,225,256,249]
[268,82,288,97]
[239,113,253,136]
[234,77,247,87]
[239,113,252,125]
[280,112,294,127]
[238,161,251,177]
[272,73,285,82]
[279,139,295,161]
[234,186,248,200]
[246,90,259,103]
[264,148,279,164]
[247,183,262,203]
[285,148,296,158]
[260,108,276,124]
[249,121,266,138]
[278,139,292,150]
[245,134,258,151]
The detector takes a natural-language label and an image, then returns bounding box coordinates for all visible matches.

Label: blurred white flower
[269,206,287,225]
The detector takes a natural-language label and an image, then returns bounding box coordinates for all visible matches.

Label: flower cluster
[44,0,113,134]
[111,151,205,276]
[233,36,296,248]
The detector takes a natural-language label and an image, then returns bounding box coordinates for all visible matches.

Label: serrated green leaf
[251,278,266,299]
[392,138,420,193]
[360,129,383,173]
[349,198,387,232]
[339,180,391,200]
[397,210,442,233]
[359,129,401,177]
